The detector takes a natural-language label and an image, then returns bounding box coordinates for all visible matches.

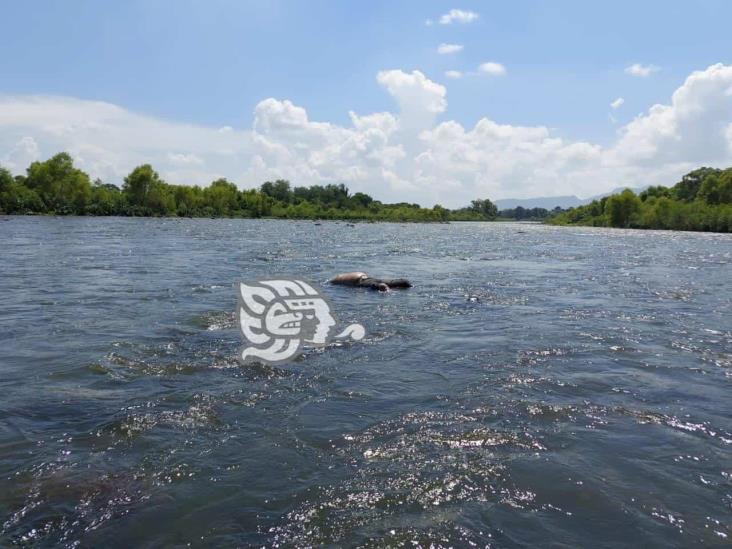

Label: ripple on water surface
[0,218,730,546]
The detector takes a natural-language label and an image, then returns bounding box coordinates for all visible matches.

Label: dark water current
[0,216,730,547]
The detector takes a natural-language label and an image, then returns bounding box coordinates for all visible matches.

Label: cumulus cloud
[610,97,624,109]
[0,95,253,185]
[1,64,732,206]
[438,9,479,25]
[437,43,463,55]
[375,69,447,121]
[611,63,732,165]
[478,62,506,76]
[625,63,660,77]
[168,152,204,166]
[445,70,463,79]
[2,136,40,171]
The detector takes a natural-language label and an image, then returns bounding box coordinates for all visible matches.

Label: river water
[0,216,730,547]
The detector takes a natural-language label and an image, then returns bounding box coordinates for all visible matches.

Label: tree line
[498,206,556,220]
[0,153,501,222]
[548,167,732,232]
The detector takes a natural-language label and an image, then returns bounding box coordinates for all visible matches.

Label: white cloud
[611,63,732,164]
[438,9,479,25]
[167,152,204,166]
[437,43,463,55]
[625,63,660,77]
[1,64,732,206]
[478,62,506,76]
[610,97,625,109]
[2,136,40,171]
[376,70,446,117]
[445,70,463,79]
[0,95,253,186]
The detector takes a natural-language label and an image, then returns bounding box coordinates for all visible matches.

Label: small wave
[263,409,547,546]
[101,399,221,439]
[623,409,732,443]
[192,310,236,331]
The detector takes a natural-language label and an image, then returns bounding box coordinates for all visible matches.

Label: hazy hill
[496,186,647,210]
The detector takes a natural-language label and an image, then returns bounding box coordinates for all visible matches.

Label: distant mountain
[496,186,647,211]
[584,186,649,201]
[495,195,585,210]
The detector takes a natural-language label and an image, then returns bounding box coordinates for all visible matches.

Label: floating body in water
[330,272,412,291]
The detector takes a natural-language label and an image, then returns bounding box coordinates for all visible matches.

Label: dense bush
[497,206,555,220]
[0,153,500,222]
[548,167,732,232]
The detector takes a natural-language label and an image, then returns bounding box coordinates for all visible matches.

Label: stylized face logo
[237,279,364,364]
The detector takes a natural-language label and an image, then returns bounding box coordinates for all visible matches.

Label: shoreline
[0,213,532,224]
[5,214,731,233]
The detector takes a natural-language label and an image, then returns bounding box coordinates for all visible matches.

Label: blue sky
[2,1,732,205]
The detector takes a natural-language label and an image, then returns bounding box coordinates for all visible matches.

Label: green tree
[87,179,123,215]
[174,185,204,216]
[431,204,449,221]
[0,166,13,194]
[605,189,642,227]
[0,166,16,213]
[0,166,44,213]
[25,152,92,214]
[697,169,732,204]
[673,167,720,201]
[260,180,293,203]
[122,164,176,214]
[639,185,671,202]
[205,178,240,216]
[351,192,373,208]
[469,198,498,220]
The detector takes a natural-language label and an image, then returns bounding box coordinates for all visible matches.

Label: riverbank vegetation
[548,167,732,232]
[498,206,556,221]
[0,153,505,222]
